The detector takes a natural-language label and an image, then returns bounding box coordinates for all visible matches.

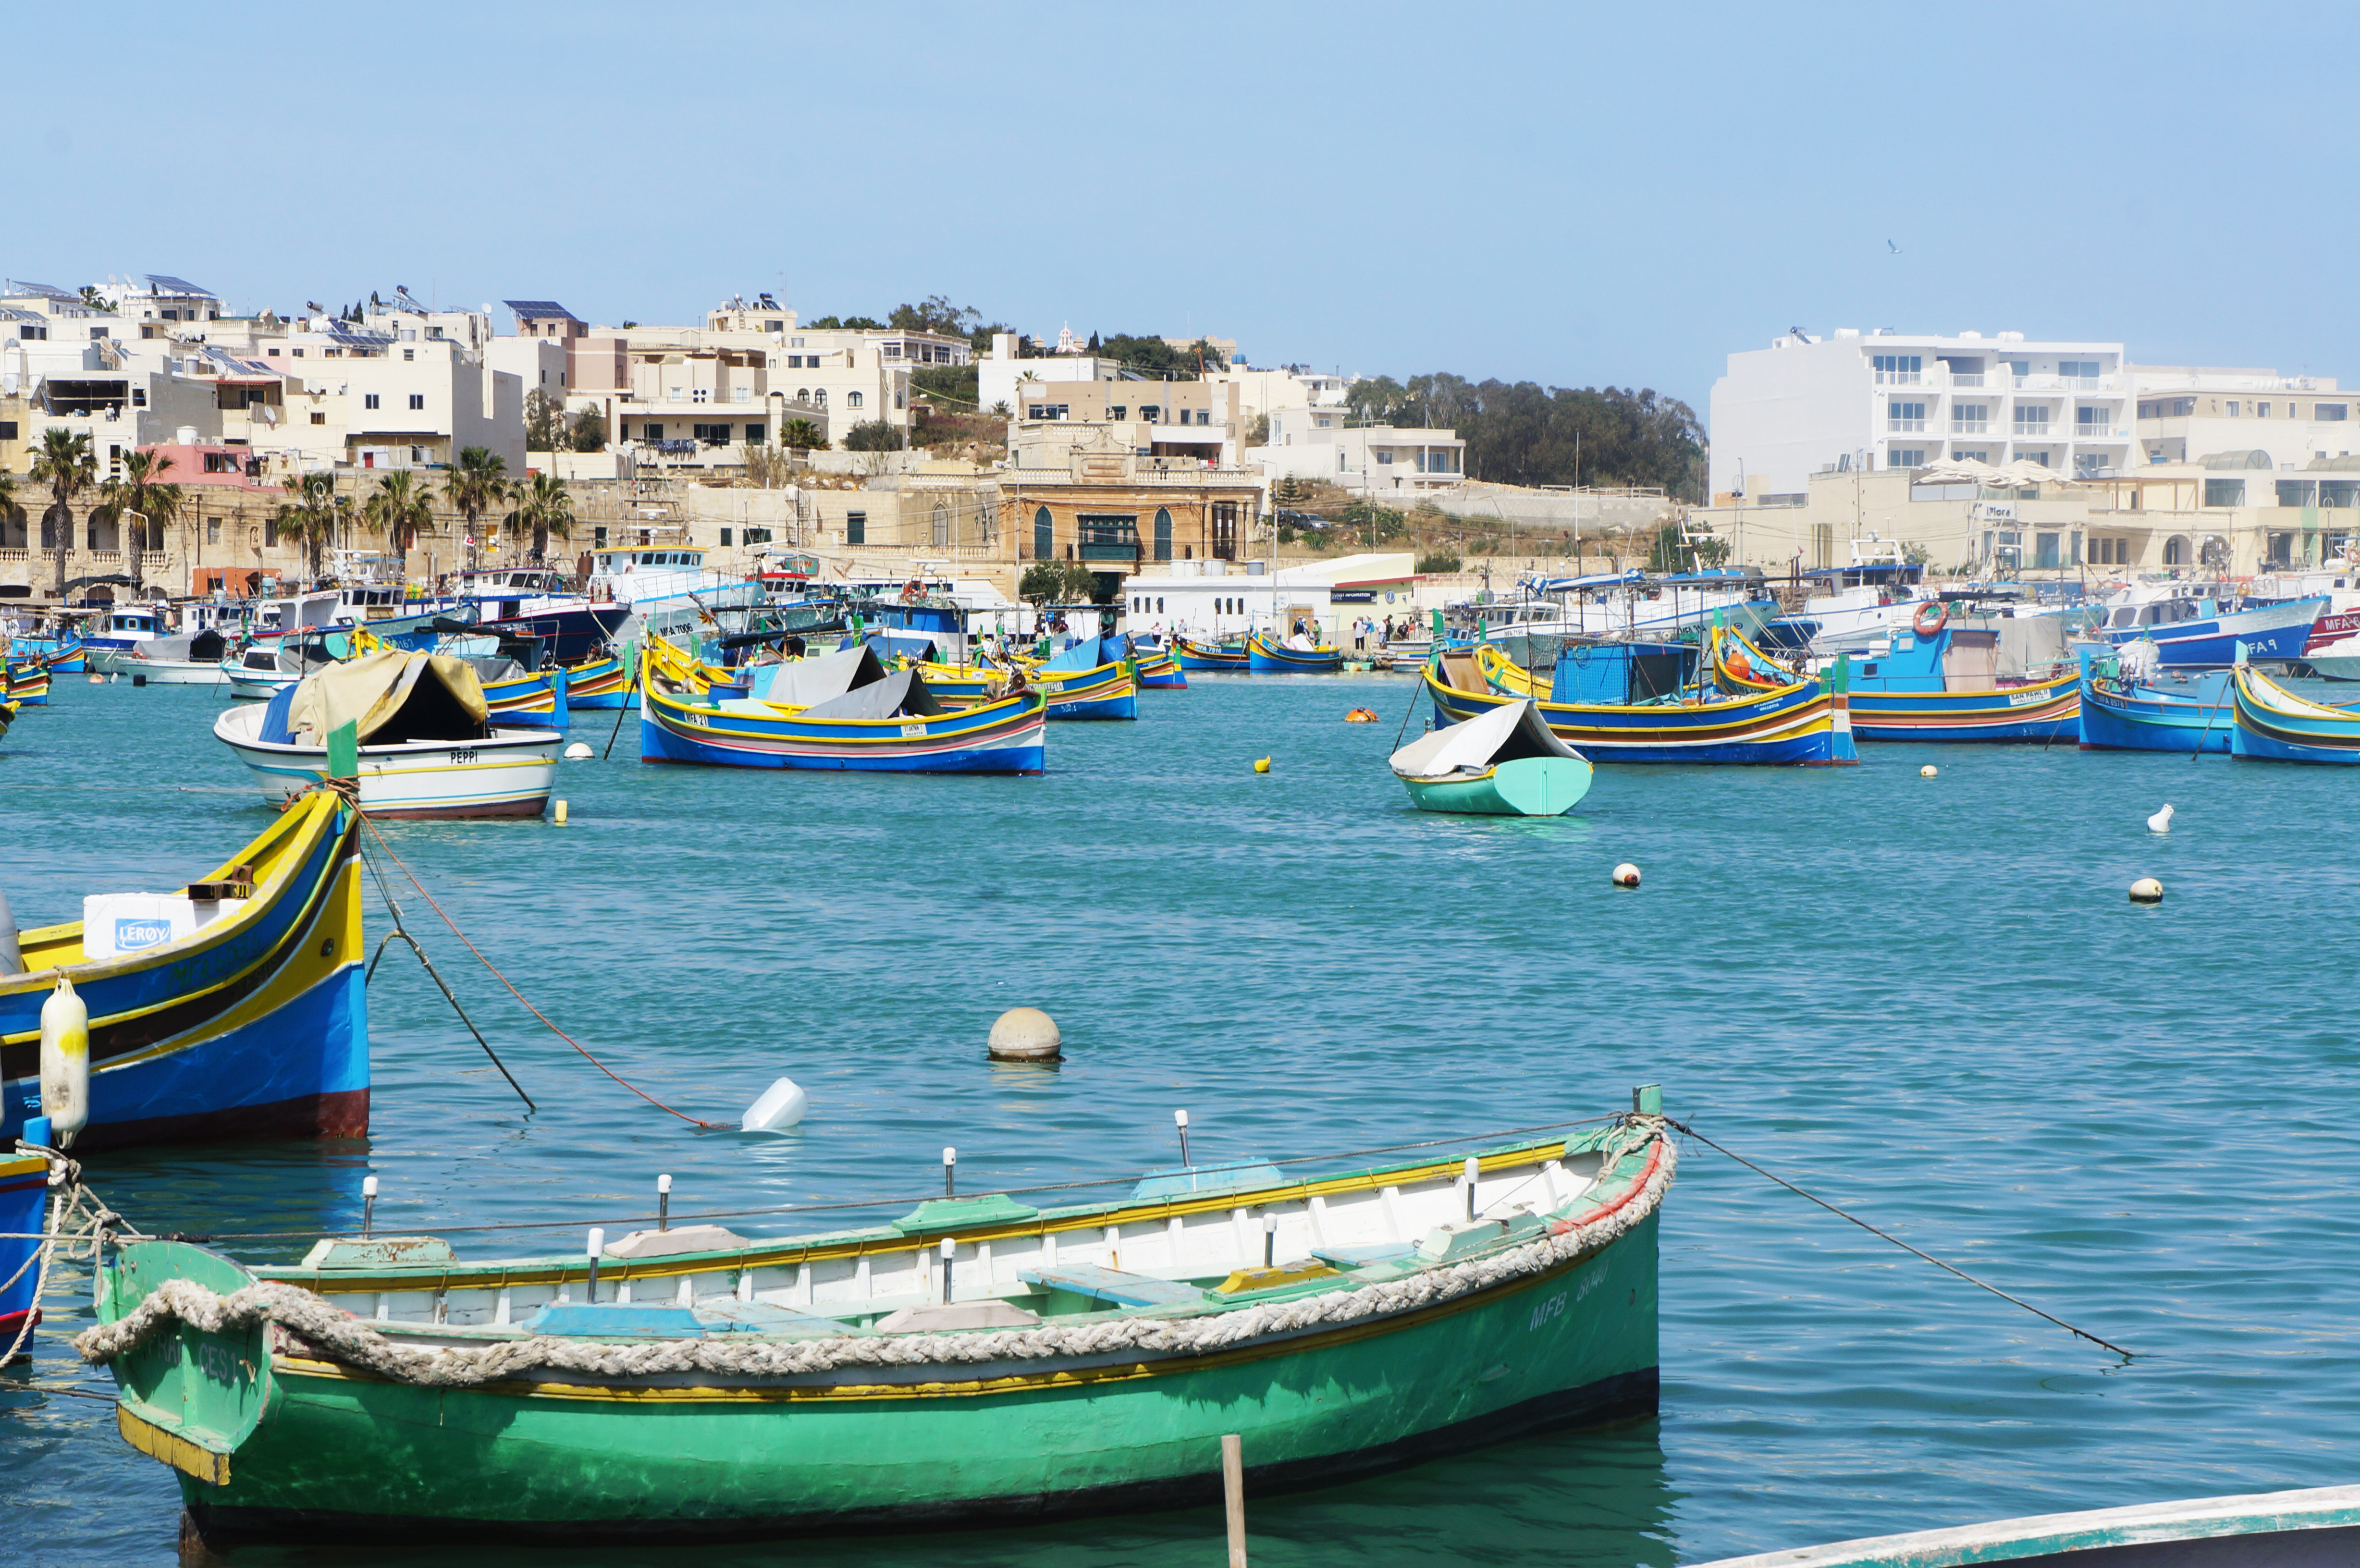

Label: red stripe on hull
[63,1087,369,1153]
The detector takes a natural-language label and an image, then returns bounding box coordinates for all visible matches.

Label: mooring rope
[354,811,725,1128]
[1668,1117,2133,1360]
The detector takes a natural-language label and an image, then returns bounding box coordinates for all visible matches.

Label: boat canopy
[798,667,945,720]
[1041,634,1128,672]
[1389,698,1580,778]
[748,643,888,706]
[268,649,490,747]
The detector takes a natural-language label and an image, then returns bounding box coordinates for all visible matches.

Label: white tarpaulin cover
[1389,698,1581,780]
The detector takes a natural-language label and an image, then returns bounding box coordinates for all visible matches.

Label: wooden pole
[1221,1432,1246,1568]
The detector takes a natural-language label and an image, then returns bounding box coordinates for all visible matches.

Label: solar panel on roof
[4,280,77,301]
[142,274,217,297]
[502,299,579,320]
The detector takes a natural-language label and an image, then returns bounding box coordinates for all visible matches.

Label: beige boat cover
[288,649,489,746]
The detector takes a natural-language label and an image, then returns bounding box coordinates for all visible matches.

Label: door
[1033,506,1053,561]
[1153,507,1172,562]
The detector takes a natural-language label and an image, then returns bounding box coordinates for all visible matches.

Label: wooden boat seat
[1311,1244,1415,1270]
[693,1299,871,1337]
[1018,1263,1207,1309]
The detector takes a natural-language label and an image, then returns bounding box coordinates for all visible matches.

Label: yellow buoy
[553,799,568,825]
[1611,863,1641,889]
[1254,757,1271,773]
[2129,877,2163,904]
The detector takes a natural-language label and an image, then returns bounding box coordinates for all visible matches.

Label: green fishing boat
[1389,696,1595,816]
[84,1100,1673,1546]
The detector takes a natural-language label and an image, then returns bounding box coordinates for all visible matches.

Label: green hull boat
[86,1107,1673,1545]
[1391,696,1594,816]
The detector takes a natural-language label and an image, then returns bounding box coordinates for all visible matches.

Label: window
[1952,448,1990,463]
[1154,506,1172,561]
[2226,401,2240,416]
[364,393,380,410]
[643,423,661,440]
[1140,406,1160,423]
[746,424,764,441]
[720,528,732,546]
[2014,406,2051,434]
[846,510,866,545]
[0,421,13,440]
[408,393,424,410]
[133,388,146,406]
[791,336,804,347]
[2075,404,2108,434]
[1871,354,1922,384]
[311,411,326,425]
[1109,405,1127,420]
[765,320,783,332]
[2320,404,2349,421]
[1890,448,1927,468]
[267,347,280,356]
[1376,448,1393,464]
[2060,360,2100,381]
[848,392,863,409]
[1951,404,1989,432]
[669,388,685,402]
[292,348,304,357]
[1026,404,1069,420]
[745,528,772,544]
[1888,402,1926,432]
[1033,506,1052,560]
[2035,532,2060,569]
[2256,402,2272,418]
[2204,478,2246,507]
[814,390,825,406]
[732,386,751,403]
[2164,536,2187,565]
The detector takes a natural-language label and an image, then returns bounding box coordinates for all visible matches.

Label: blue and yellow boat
[1132,642,1187,689]
[1431,640,1856,765]
[2229,665,2360,763]
[1714,622,2078,742]
[1174,636,1248,673]
[2077,648,2231,754]
[0,1143,44,1344]
[639,637,1046,773]
[1247,631,1343,674]
[5,656,50,706]
[564,648,635,711]
[0,788,368,1151]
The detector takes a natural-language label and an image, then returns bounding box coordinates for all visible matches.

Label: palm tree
[273,472,348,584]
[502,472,574,564]
[440,446,509,572]
[781,418,827,452]
[27,429,95,601]
[96,449,185,595]
[362,470,433,586]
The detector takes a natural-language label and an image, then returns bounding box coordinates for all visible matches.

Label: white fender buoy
[2147,803,2174,834]
[39,977,89,1149]
[741,1076,808,1132]
[1611,863,1641,889]
[1920,764,1938,778]
[564,742,593,760]
[987,1007,1062,1062]
[0,888,22,977]
[2129,877,2164,904]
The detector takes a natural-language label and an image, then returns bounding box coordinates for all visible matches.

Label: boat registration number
[902,724,925,737]
[2005,690,2047,708]
[448,747,479,765]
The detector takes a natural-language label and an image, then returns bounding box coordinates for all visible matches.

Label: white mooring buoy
[2147,803,2174,834]
[564,742,593,760]
[2129,877,2164,904]
[1920,764,1939,778]
[987,1006,1062,1061]
[1611,863,1641,889]
[741,1077,809,1131]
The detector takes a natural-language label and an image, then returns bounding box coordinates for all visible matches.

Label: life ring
[1912,601,1948,637]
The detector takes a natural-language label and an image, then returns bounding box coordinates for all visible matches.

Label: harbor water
[4,673,2358,1566]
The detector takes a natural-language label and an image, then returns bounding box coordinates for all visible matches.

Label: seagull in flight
[1888,239,1903,254]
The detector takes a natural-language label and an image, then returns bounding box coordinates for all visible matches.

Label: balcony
[2012,423,2053,438]
[1952,419,1990,435]
[1887,418,1927,434]
[1078,539,1141,564]
[2075,425,2118,440]
[1950,373,1986,388]
[1873,370,1922,385]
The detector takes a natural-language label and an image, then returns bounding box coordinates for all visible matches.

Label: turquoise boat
[84,1104,1673,1545]
[2230,664,2360,763]
[1389,698,1594,815]
[1690,1484,2360,1568]
[1247,631,1343,673]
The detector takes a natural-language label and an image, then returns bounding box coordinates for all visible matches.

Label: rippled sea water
[4,670,2358,1567]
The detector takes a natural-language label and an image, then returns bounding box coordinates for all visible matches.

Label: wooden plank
[1018,1262,1204,1308]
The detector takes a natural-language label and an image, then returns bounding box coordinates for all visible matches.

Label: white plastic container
[81,893,221,959]
[741,1076,809,1132]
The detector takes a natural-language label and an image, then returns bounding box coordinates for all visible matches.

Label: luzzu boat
[564,648,634,710]
[480,663,569,727]
[2229,664,2360,763]
[1389,698,1593,816]
[214,652,562,818]
[1431,642,1856,765]
[640,637,1045,773]
[1247,631,1343,673]
[1714,619,2078,743]
[0,788,366,1150]
[1174,636,1248,672]
[1132,642,1186,689]
[2077,644,2231,754]
[0,698,14,741]
[6,656,50,706]
[83,1104,1672,1545]
[1031,637,1137,719]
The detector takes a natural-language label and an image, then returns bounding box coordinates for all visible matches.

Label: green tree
[28,429,95,599]
[567,406,607,453]
[1416,549,1462,574]
[912,363,979,411]
[525,390,566,452]
[440,446,510,570]
[781,418,827,452]
[502,471,574,564]
[1095,334,1226,376]
[273,472,349,582]
[842,420,906,452]
[362,470,434,582]
[1019,562,1098,605]
[78,284,115,313]
[1647,523,1729,572]
[889,296,978,337]
[95,449,185,594]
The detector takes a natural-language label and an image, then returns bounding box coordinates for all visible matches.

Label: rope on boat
[1667,1118,2133,1360]
[353,811,725,1128]
[3,1147,143,1366]
[74,1121,1674,1383]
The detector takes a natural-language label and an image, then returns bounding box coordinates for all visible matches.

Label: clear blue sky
[13,2,2356,418]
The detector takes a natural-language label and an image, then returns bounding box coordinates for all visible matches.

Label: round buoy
[988,1006,1062,1062]
[87,673,104,685]
[1343,708,1379,723]
[1254,757,1271,773]
[2129,877,2163,904]
[1920,764,1938,778]
[1611,863,1641,889]
[564,742,593,760]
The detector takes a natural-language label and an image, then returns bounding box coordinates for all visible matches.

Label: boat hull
[481,667,570,727]
[1430,659,1856,766]
[563,651,635,710]
[5,660,50,705]
[0,1151,45,1341]
[0,795,369,1150]
[2230,667,2360,763]
[1398,755,1594,816]
[1247,634,1343,673]
[1174,638,1248,672]
[2077,672,2232,753]
[1847,672,2080,742]
[640,687,1046,774]
[87,650,226,684]
[154,1209,1658,1544]
[2100,597,2323,668]
[214,707,562,818]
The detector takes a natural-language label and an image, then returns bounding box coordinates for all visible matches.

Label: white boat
[1473,570,1777,664]
[219,639,341,700]
[89,628,234,683]
[213,650,560,819]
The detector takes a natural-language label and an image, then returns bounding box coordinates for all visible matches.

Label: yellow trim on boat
[117,1403,232,1485]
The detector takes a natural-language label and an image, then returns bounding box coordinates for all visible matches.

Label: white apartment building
[1255,407,1467,491]
[1710,329,2133,501]
[2128,368,2358,473]
[0,280,225,484]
